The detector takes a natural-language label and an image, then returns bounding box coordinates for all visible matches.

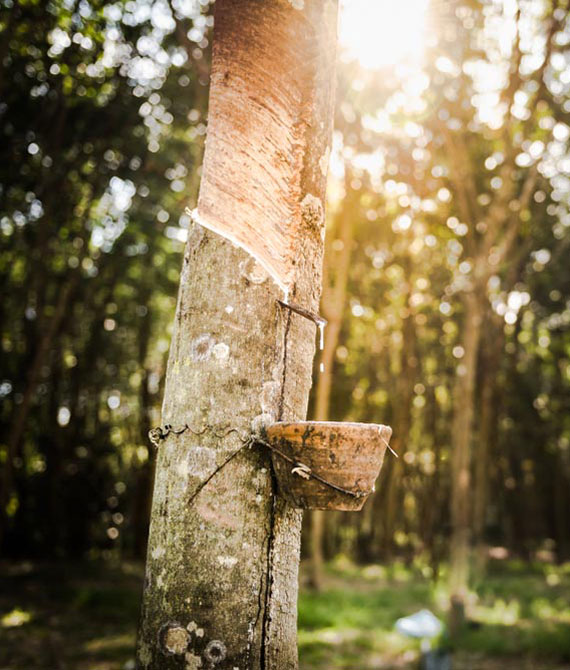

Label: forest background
[1,0,570,668]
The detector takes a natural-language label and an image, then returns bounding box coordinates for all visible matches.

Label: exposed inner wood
[196,0,330,292]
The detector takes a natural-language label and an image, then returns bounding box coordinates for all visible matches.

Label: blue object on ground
[395,609,444,640]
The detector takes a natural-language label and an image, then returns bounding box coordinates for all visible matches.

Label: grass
[298,556,570,669]
[1,557,570,669]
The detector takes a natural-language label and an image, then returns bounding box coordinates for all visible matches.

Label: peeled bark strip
[137,2,338,669]
[196,0,336,294]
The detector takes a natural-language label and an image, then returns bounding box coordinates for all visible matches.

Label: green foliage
[1,0,569,599]
[0,0,213,557]
[310,0,570,567]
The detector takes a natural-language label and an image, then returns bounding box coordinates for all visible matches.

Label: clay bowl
[264,421,392,511]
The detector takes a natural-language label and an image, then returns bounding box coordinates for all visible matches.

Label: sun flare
[339,0,429,69]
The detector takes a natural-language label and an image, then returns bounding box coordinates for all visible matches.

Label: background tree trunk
[131,281,156,560]
[371,255,416,559]
[137,1,338,669]
[0,274,78,547]
[308,183,356,591]
[448,289,484,633]
[472,313,503,579]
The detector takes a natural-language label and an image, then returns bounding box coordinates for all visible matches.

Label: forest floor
[1,558,570,669]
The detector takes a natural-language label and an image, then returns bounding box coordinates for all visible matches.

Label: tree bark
[448,289,484,633]
[137,2,338,669]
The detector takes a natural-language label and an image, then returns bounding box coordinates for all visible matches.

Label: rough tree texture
[137,1,338,669]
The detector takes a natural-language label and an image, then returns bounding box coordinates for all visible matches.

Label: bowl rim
[265,420,390,430]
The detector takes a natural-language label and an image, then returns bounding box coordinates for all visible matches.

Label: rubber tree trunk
[308,184,356,591]
[137,2,338,669]
[448,289,484,633]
